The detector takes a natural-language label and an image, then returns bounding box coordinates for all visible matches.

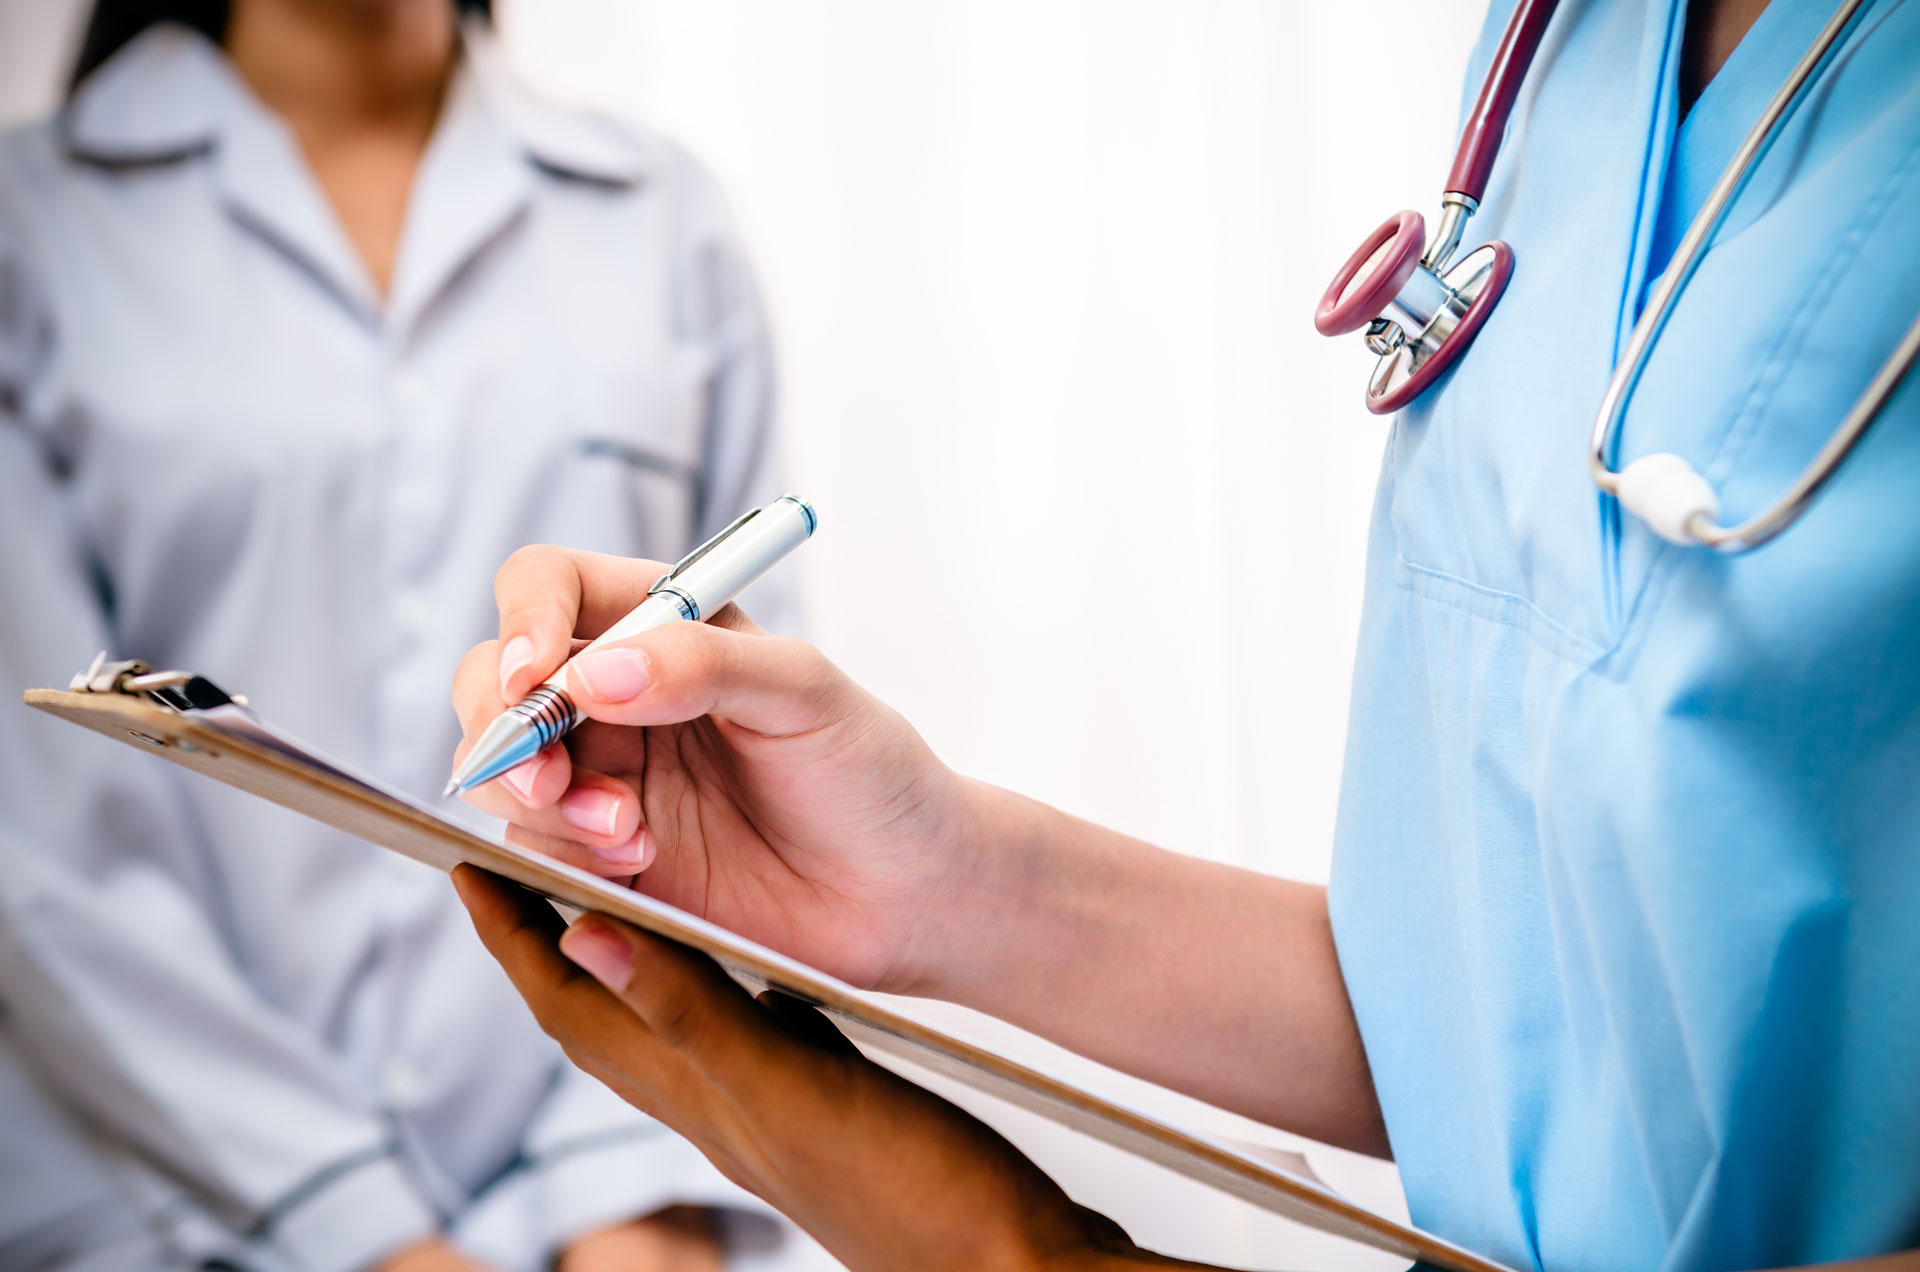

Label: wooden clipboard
[25,675,1511,1272]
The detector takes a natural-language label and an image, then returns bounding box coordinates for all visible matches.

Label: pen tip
[442,780,461,798]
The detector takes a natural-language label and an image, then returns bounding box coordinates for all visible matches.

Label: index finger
[495,546,663,698]
[494,544,764,700]
[449,866,718,1117]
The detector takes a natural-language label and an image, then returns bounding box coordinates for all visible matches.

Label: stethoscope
[1316,0,1920,552]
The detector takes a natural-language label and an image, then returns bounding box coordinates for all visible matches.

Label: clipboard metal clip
[68,652,242,712]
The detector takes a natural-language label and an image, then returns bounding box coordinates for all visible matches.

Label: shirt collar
[461,28,653,186]
[61,20,654,186]
[61,24,230,164]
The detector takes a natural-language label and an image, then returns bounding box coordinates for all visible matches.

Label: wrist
[897,777,1087,1005]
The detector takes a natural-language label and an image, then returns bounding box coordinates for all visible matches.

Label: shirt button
[382,1057,428,1111]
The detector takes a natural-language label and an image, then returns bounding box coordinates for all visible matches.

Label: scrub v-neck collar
[1643,0,1850,290]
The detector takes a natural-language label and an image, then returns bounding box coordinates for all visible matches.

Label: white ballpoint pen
[444,494,817,797]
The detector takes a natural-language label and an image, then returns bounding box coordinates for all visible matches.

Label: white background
[0,3,1487,1266]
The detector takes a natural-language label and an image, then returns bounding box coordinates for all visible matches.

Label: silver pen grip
[443,685,582,795]
[505,685,581,751]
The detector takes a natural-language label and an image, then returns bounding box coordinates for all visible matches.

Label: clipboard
[25,660,1512,1272]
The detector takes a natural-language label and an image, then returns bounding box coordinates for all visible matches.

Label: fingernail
[561,921,634,991]
[595,827,646,868]
[498,751,547,803]
[634,826,657,871]
[499,635,534,696]
[562,786,623,840]
[569,648,651,702]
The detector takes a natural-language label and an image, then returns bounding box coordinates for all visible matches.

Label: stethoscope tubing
[1709,307,1920,552]
[1585,0,1901,551]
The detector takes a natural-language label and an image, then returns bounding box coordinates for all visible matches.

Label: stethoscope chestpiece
[1313,0,1551,415]
[1316,209,1513,415]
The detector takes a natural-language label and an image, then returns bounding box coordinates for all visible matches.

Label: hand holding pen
[446,495,818,799]
[445,524,1369,1271]
[445,520,973,992]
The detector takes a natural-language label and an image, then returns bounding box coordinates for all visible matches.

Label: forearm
[913,779,1387,1156]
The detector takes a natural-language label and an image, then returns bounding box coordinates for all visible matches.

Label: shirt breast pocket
[532,347,712,563]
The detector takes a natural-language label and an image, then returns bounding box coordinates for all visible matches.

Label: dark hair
[68,0,493,93]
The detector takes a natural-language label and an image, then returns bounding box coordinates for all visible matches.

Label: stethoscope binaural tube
[1588,0,1920,552]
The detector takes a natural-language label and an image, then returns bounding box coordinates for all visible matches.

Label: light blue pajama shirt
[0,23,798,1272]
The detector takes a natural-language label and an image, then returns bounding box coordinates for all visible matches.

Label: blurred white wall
[491,0,1484,882]
[0,2,1488,1266]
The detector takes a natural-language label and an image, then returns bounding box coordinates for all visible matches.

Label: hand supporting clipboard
[25,659,1514,1272]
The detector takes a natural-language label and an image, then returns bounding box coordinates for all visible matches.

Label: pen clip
[69,652,241,712]
[648,507,760,598]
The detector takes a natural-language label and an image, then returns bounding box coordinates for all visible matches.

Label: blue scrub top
[1326,0,1920,1269]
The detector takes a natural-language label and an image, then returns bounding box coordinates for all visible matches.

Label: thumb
[561,623,856,740]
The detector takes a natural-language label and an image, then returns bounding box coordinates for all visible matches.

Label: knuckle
[709,626,747,683]
[774,633,822,674]
[779,636,844,709]
[497,543,563,596]
[453,640,500,687]
[647,980,704,1051]
[653,622,721,690]
[515,976,573,1040]
[527,968,609,1043]
[528,995,576,1044]
[500,542,556,574]
[451,641,503,714]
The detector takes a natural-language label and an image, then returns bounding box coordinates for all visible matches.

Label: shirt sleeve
[668,147,803,638]
[0,1021,168,1272]
[0,237,438,1272]
[453,1061,772,1267]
